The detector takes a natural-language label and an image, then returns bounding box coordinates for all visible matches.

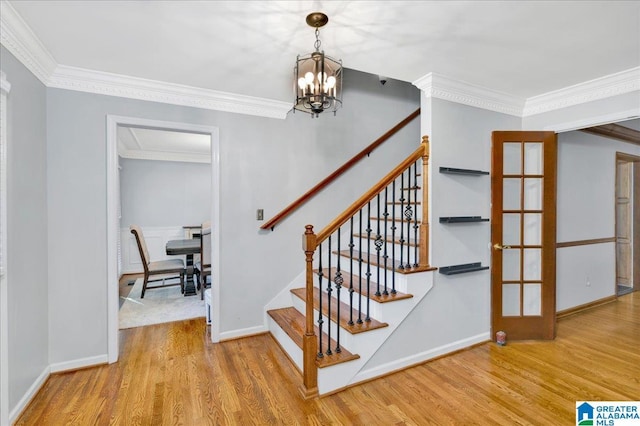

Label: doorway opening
[615,152,639,296]
[117,125,212,329]
[106,115,220,364]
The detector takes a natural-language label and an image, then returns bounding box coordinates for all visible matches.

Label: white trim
[107,115,222,362]
[0,1,56,86]
[351,332,490,386]
[210,128,221,343]
[8,365,49,425]
[0,69,10,426]
[523,67,640,117]
[50,65,292,120]
[543,109,640,133]
[106,116,119,363]
[413,72,525,117]
[219,325,268,342]
[49,354,108,373]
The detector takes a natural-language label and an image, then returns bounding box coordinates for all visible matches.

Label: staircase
[267,137,436,397]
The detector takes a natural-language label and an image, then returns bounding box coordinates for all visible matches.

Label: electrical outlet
[257,209,264,220]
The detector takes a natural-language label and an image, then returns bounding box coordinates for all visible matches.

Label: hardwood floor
[17,292,639,425]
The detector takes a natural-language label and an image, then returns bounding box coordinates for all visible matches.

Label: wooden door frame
[491,131,557,341]
[616,152,640,293]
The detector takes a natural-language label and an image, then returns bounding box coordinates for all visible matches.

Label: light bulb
[326,76,336,89]
[304,72,314,84]
[317,72,326,84]
[298,78,306,90]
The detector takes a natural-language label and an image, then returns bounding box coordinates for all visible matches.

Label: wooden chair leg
[201,275,205,300]
[141,273,149,299]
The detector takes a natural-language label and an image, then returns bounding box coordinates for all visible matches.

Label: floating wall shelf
[439,167,489,176]
[439,262,490,275]
[439,216,490,223]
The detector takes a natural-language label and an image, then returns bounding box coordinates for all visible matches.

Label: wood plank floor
[17,292,639,425]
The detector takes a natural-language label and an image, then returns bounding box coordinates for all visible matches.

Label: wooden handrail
[316,140,428,244]
[260,108,420,230]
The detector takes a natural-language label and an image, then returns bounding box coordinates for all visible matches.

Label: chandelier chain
[314,28,321,51]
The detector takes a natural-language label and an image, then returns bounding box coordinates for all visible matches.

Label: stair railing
[300,136,431,397]
[262,108,420,231]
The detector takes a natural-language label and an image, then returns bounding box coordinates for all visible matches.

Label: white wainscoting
[120,226,185,274]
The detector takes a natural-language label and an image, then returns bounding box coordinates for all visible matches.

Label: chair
[130,225,185,298]
[197,221,212,300]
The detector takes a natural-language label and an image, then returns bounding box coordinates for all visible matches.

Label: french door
[491,131,557,340]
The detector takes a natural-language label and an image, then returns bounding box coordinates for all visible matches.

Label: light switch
[257,209,264,220]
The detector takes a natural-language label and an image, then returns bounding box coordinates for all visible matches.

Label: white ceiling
[7,0,640,103]
[117,126,211,163]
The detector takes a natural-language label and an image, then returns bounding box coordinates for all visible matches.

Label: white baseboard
[219,325,267,342]
[49,354,109,373]
[9,365,50,424]
[351,332,490,385]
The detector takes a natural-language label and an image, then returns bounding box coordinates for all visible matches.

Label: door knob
[493,243,512,251]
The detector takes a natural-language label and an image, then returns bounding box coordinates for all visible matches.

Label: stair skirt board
[267,271,435,395]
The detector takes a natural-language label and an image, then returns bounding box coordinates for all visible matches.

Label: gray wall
[119,158,211,227]
[46,69,420,364]
[365,97,521,368]
[1,47,49,413]
[556,130,640,310]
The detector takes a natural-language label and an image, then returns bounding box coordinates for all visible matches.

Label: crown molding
[413,72,525,117]
[0,1,56,85]
[523,67,640,117]
[49,65,292,119]
[118,149,211,164]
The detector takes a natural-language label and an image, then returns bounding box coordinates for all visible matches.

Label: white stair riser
[267,315,303,371]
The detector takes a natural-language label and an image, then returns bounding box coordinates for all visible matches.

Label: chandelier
[293,12,343,117]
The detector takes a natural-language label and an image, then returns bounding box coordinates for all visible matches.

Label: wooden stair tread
[267,307,360,368]
[335,250,437,274]
[291,287,388,334]
[351,234,418,247]
[315,267,413,303]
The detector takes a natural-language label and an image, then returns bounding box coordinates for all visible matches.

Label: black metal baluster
[317,244,324,358]
[348,217,355,326]
[357,209,363,324]
[335,228,342,353]
[383,187,389,296]
[366,202,372,322]
[413,160,420,268]
[375,193,382,297]
[326,236,333,356]
[398,172,405,271]
[391,179,397,294]
[405,166,413,269]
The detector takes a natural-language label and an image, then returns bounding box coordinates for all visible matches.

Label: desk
[166,239,200,297]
